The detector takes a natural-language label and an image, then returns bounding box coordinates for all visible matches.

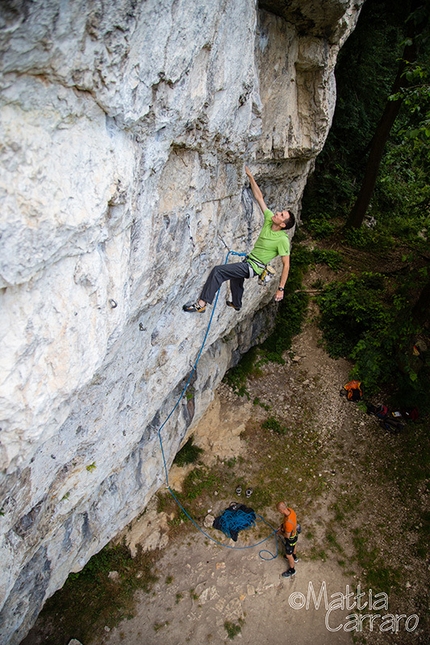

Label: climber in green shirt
[183,166,295,313]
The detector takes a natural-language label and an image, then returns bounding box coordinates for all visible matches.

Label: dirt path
[100,534,355,645]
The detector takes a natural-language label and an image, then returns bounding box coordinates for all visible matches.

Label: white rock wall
[0,1,363,642]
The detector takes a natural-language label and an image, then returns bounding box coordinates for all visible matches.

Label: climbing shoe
[226,300,241,311]
[183,301,206,313]
[282,568,296,578]
[245,488,253,498]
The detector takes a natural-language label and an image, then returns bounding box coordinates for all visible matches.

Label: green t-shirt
[247,209,290,275]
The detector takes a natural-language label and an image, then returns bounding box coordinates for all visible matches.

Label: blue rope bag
[213,504,257,542]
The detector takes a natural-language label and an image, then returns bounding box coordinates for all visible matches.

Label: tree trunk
[412,277,430,326]
[346,14,420,229]
[346,0,429,228]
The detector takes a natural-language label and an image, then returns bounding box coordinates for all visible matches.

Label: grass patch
[309,546,328,561]
[261,416,287,435]
[223,346,261,397]
[352,528,400,593]
[325,529,343,553]
[253,396,270,410]
[237,415,328,517]
[224,456,237,468]
[181,467,221,501]
[27,543,158,645]
[330,492,360,524]
[224,618,244,639]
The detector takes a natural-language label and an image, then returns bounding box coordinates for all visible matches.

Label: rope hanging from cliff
[156,248,279,559]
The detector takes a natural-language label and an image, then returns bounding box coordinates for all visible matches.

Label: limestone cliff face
[0,0,363,641]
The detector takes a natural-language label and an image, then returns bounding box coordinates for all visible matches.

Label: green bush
[306,217,336,239]
[173,435,203,467]
[224,619,244,639]
[317,273,389,359]
[180,467,220,500]
[37,543,157,644]
[317,270,430,401]
[343,223,398,250]
[223,346,259,397]
[311,249,343,270]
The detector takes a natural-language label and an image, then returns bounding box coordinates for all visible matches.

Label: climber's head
[277,501,290,516]
[272,210,295,230]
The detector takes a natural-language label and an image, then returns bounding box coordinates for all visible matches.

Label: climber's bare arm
[275,255,290,302]
[245,166,268,213]
[279,255,290,289]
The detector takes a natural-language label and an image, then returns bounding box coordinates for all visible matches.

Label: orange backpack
[343,380,363,401]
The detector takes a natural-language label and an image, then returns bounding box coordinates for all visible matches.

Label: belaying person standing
[277,501,299,578]
[183,166,295,313]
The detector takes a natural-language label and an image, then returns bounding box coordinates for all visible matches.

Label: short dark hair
[283,210,295,231]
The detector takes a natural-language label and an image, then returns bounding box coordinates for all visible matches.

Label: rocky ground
[22,264,429,645]
[96,282,428,645]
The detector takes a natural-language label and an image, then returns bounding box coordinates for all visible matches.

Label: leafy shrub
[289,243,312,267]
[224,619,244,639]
[288,245,342,270]
[311,249,343,270]
[306,217,336,239]
[223,346,259,397]
[343,225,390,250]
[317,270,430,400]
[173,435,203,467]
[317,273,389,359]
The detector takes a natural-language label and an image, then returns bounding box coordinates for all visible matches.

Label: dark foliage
[173,434,204,466]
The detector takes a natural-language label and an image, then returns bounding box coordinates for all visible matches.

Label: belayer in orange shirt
[277,501,299,578]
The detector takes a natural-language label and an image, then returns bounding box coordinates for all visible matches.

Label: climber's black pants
[200,261,255,308]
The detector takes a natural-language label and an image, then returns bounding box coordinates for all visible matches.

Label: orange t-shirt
[282,508,297,537]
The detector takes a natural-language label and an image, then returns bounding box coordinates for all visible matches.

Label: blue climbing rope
[156,249,278,559]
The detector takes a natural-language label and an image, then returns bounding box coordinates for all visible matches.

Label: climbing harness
[156,247,279,559]
[257,264,276,286]
[246,253,276,286]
